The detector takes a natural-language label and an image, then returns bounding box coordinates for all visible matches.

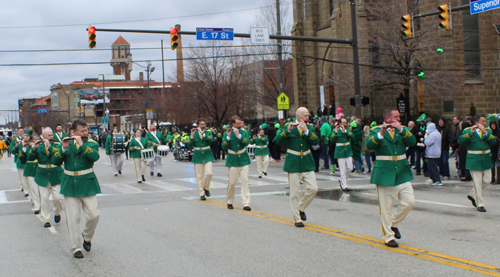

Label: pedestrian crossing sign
[277,92,289,110]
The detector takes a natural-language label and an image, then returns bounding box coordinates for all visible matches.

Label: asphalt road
[0,150,499,276]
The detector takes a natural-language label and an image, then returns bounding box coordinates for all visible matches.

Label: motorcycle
[173,141,193,161]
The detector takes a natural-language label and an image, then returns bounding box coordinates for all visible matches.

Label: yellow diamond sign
[277,92,289,110]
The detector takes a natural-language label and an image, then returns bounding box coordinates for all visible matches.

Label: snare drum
[157,145,170,158]
[141,149,155,161]
[111,133,126,154]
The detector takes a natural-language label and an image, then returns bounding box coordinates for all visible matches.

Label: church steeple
[110,36,132,80]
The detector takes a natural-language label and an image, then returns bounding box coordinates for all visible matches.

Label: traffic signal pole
[350,0,362,116]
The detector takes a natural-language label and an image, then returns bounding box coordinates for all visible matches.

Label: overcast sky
[0,0,292,124]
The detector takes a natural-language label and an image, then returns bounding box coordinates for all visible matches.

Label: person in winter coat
[412,119,428,176]
[350,121,363,174]
[437,118,453,180]
[424,123,442,185]
[489,121,500,183]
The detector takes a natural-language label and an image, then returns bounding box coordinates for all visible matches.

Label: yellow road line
[199,199,500,276]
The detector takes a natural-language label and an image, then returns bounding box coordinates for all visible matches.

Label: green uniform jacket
[53,132,68,146]
[351,127,362,162]
[221,129,251,167]
[146,131,166,153]
[18,146,38,177]
[275,124,319,173]
[129,137,151,159]
[105,135,112,155]
[366,126,416,186]
[250,135,270,156]
[9,137,24,169]
[53,138,101,197]
[28,143,61,187]
[188,130,215,164]
[458,127,496,171]
[330,128,353,159]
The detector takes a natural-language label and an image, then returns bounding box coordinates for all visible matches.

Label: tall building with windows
[292,0,500,119]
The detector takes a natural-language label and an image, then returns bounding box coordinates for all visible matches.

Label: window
[443,100,454,113]
[462,0,481,78]
[330,0,335,15]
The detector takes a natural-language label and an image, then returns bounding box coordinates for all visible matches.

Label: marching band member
[18,134,41,214]
[275,107,319,227]
[146,124,167,177]
[366,108,416,248]
[27,128,63,228]
[105,128,124,176]
[222,116,252,210]
[251,129,270,178]
[53,124,68,145]
[130,129,151,183]
[53,119,101,259]
[9,127,29,195]
[188,118,215,200]
[330,117,354,191]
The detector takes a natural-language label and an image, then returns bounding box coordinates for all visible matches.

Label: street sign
[278,110,284,120]
[277,92,289,110]
[470,0,500,14]
[102,117,108,124]
[146,109,154,120]
[396,93,408,114]
[250,27,270,44]
[37,109,49,113]
[196,28,234,41]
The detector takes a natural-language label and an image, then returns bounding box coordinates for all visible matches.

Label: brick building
[292,0,500,120]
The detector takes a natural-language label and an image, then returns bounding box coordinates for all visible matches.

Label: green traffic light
[436,48,444,53]
[418,72,425,79]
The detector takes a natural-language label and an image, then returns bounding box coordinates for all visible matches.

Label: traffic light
[350,97,355,107]
[418,72,426,79]
[361,96,370,106]
[438,4,450,30]
[401,14,412,38]
[170,27,179,50]
[88,26,96,49]
[19,109,23,116]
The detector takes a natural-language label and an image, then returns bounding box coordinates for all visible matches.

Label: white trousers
[227,166,250,206]
[18,169,29,194]
[39,182,63,224]
[338,157,353,189]
[377,182,415,242]
[470,169,491,208]
[149,156,162,173]
[109,153,124,174]
[194,162,213,196]
[255,155,270,177]
[289,171,318,223]
[26,176,41,211]
[64,195,100,254]
[133,158,148,182]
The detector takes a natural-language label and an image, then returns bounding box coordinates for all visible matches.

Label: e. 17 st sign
[470,0,500,14]
[196,28,234,41]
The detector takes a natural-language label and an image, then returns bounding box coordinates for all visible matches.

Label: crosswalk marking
[102,183,144,194]
[0,191,8,204]
[146,180,194,192]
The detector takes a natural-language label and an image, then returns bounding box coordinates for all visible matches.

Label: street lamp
[146,62,155,109]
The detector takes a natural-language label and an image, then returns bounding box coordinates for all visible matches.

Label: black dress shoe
[34,210,40,215]
[263,172,267,176]
[142,175,146,182]
[243,206,251,211]
[391,227,401,239]
[24,194,29,197]
[54,215,61,223]
[204,189,210,197]
[118,170,122,175]
[150,172,154,176]
[477,206,486,212]
[295,222,305,227]
[44,222,51,228]
[300,210,307,221]
[73,251,84,259]
[157,173,162,177]
[385,240,398,248]
[227,204,234,209]
[83,239,91,252]
[137,181,142,183]
[467,195,477,207]
[114,174,118,177]
[258,176,262,178]
[200,195,206,201]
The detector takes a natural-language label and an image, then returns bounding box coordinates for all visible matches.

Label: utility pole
[147,64,151,109]
[350,0,362,117]
[161,40,165,108]
[276,0,285,117]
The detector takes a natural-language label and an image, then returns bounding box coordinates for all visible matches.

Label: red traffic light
[88,26,96,49]
[171,28,178,35]
[88,26,96,33]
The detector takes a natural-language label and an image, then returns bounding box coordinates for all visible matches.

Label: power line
[0,2,293,29]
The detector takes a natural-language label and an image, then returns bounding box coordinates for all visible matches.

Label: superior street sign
[196,28,234,41]
[470,0,500,14]
[37,109,49,113]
